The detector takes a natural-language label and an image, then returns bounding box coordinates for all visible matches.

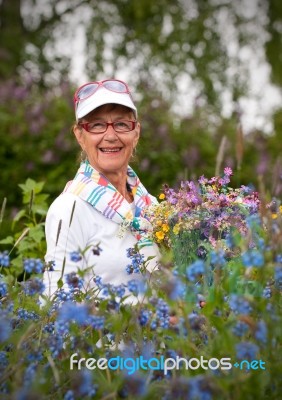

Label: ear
[73,124,85,149]
[133,121,141,147]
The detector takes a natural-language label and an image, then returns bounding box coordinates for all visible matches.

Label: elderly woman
[44,79,159,298]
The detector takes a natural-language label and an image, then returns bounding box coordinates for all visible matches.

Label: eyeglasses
[74,79,133,107]
[79,120,137,134]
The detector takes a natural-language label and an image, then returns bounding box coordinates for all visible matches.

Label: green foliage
[0,178,282,399]
[0,178,48,277]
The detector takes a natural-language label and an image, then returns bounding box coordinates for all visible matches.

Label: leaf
[57,278,63,289]
[13,209,26,223]
[0,236,14,245]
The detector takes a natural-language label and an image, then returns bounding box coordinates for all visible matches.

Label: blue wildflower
[57,301,89,326]
[0,318,12,342]
[0,281,8,297]
[70,251,82,262]
[123,373,147,396]
[127,279,146,296]
[156,298,170,329]
[255,320,267,344]
[0,351,8,370]
[54,320,70,336]
[274,266,282,290]
[24,363,37,387]
[100,284,110,298]
[166,278,185,300]
[188,312,205,331]
[43,322,54,334]
[245,214,261,229]
[17,308,39,321]
[188,375,213,400]
[150,319,158,330]
[55,288,74,302]
[210,250,226,266]
[229,295,252,315]
[236,342,259,360]
[241,250,264,268]
[93,275,103,288]
[232,321,249,337]
[0,251,10,267]
[23,277,45,296]
[47,333,64,358]
[125,247,144,274]
[262,286,272,298]
[26,351,43,363]
[77,369,96,397]
[138,309,152,327]
[186,260,205,282]
[23,258,44,274]
[88,315,105,330]
[112,284,126,298]
[64,390,75,400]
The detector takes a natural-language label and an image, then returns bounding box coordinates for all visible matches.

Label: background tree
[0,0,281,221]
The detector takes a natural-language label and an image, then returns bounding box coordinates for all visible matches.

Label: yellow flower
[159,193,165,200]
[272,213,278,219]
[157,220,163,226]
[156,231,165,240]
[173,224,180,235]
[162,223,169,232]
[280,205,282,213]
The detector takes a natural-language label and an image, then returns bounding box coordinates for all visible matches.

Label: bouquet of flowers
[146,168,260,270]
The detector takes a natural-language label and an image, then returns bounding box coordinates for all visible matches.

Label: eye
[114,121,131,130]
[88,122,106,130]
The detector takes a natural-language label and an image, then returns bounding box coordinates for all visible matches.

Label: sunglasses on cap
[73,79,133,108]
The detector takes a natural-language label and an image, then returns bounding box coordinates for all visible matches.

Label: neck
[101,169,132,202]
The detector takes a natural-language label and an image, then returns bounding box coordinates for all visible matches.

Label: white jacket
[44,193,159,298]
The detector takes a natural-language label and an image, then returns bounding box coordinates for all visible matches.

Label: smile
[99,147,123,153]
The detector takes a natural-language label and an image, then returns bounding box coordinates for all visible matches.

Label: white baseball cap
[75,83,137,120]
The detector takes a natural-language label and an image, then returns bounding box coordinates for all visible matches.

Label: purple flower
[224,167,233,176]
[66,272,83,289]
[198,176,208,185]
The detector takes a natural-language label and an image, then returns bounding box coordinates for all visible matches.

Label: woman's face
[73,104,140,176]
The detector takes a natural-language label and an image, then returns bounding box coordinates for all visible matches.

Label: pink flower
[224,167,233,176]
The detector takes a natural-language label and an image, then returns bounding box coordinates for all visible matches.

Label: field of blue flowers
[0,174,282,400]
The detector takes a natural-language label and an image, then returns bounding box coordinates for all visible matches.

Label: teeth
[100,148,121,152]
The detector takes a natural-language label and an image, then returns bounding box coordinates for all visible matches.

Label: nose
[104,123,118,140]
